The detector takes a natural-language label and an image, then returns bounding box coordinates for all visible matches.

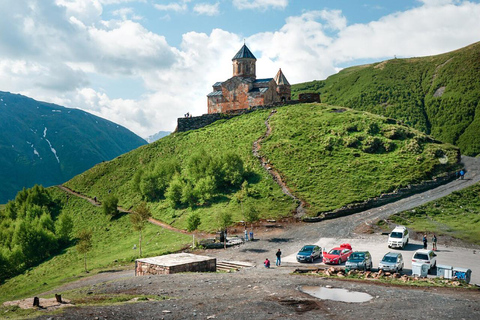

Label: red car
[323,243,353,265]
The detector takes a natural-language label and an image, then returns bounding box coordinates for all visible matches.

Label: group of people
[184,112,192,118]
[423,233,438,251]
[264,249,282,268]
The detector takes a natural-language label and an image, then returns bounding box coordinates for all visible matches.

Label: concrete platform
[135,253,216,276]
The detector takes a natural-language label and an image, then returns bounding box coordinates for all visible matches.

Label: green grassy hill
[66,103,459,223]
[292,42,480,156]
[0,91,147,203]
[387,183,480,245]
[0,103,461,304]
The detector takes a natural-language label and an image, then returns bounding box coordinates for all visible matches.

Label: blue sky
[1,0,479,137]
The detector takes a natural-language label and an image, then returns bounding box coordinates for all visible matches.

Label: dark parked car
[296,245,322,263]
[345,251,373,271]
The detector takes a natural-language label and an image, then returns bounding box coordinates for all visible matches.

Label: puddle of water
[300,286,373,303]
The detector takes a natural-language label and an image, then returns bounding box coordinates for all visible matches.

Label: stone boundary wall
[176,100,302,133]
[303,171,458,223]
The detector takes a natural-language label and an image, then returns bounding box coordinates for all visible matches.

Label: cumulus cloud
[154,1,188,12]
[233,0,288,10]
[1,0,480,139]
[193,2,220,16]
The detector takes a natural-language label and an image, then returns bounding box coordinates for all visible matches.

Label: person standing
[423,234,428,249]
[432,234,437,251]
[460,169,465,180]
[276,249,282,266]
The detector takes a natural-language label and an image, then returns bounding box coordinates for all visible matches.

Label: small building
[135,253,216,276]
[207,44,291,114]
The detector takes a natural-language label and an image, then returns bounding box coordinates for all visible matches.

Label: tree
[103,195,119,217]
[55,212,74,245]
[244,204,259,230]
[130,202,152,257]
[76,229,93,272]
[165,174,183,208]
[217,211,233,249]
[187,212,201,232]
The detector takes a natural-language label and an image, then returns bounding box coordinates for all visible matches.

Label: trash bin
[453,267,472,284]
[412,262,429,277]
[436,265,453,279]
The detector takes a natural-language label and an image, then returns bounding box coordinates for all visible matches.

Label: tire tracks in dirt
[252,109,307,218]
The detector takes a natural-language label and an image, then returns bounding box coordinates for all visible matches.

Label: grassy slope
[66,109,296,231]
[67,104,458,220]
[261,104,459,213]
[388,183,480,245]
[292,42,480,156]
[0,188,190,304]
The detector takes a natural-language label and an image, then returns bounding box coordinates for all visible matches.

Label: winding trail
[252,109,307,218]
[56,185,208,236]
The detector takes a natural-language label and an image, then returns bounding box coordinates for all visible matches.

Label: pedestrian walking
[432,234,437,251]
[460,169,465,180]
[276,249,282,266]
[423,234,428,249]
[244,229,248,242]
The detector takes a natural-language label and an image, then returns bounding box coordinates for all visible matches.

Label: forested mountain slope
[292,42,480,156]
[0,91,147,203]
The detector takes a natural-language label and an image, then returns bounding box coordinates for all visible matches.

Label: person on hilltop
[264,258,270,268]
[276,249,282,266]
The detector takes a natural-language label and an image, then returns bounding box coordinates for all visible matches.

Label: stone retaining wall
[176,100,302,133]
[303,171,458,222]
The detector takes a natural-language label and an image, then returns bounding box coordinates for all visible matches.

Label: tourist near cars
[379,252,404,273]
[345,251,373,271]
[296,245,322,263]
[323,243,353,264]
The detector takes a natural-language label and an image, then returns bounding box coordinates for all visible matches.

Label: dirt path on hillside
[252,109,307,218]
[56,185,209,236]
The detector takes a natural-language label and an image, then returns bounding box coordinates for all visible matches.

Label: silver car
[379,252,404,273]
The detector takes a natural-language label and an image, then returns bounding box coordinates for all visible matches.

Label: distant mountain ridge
[292,41,480,156]
[146,131,170,143]
[0,91,147,203]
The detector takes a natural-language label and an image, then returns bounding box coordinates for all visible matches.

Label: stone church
[207,44,291,114]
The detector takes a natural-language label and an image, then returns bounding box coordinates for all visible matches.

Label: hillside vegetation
[388,183,480,245]
[292,42,480,156]
[0,186,190,303]
[0,91,147,203]
[66,103,459,222]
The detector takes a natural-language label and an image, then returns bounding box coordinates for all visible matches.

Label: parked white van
[388,226,409,249]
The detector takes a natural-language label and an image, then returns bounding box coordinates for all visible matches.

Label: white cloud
[233,0,288,10]
[112,7,143,20]
[1,0,480,139]
[193,2,220,16]
[154,1,188,12]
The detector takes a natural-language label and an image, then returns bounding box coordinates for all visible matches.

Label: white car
[412,249,437,272]
[388,226,409,249]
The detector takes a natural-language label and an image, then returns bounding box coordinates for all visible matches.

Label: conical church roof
[274,68,290,86]
[232,44,256,60]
